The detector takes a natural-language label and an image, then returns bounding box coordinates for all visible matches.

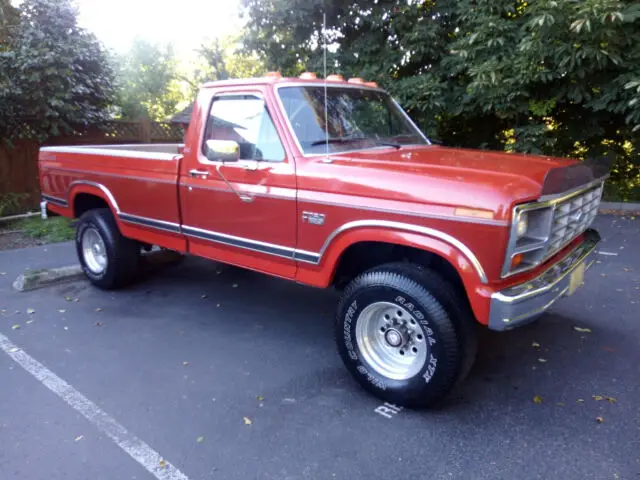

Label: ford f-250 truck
[39,72,608,408]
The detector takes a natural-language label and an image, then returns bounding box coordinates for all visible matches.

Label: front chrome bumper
[489,229,600,331]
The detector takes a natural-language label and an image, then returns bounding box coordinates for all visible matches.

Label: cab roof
[202,75,383,91]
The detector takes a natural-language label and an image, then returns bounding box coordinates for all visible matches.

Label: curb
[599,201,640,213]
[13,265,84,292]
[12,249,185,293]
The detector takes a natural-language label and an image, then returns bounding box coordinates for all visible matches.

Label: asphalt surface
[0,215,638,480]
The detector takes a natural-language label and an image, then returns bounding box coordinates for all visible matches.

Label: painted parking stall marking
[0,333,190,480]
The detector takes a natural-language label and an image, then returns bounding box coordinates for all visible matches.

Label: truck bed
[39,143,186,251]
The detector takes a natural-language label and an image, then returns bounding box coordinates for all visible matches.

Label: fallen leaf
[73,298,79,303]
[282,398,296,404]
[577,398,585,404]
[605,396,617,403]
[592,395,603,401]
[95,321,104,327]
[600,273,607,277]
[556,402,565,407]
[0,272,6,275]
[159,458,167,468]
[196,436,204,443]
[256,395,264,401]
[259,402,264,408]
[65,296,72,301]
[201,294,208,299]
[232,284,238,288]
[25,319,34,324]
[63,326,68,330]
[26,308,35,315]
[573,326,592,333]
[243,416,252,425]
[58,309,66,313]
[531,341,541,348]
[74,435,84,442]
[1,309,6,313]
[623,268,633,272]
[533,395,543,404]
[595,416,604,424]
[8,347,19,353]
[538,358,548,363]
[11,324,20,330]
[182,361,189,366]
[94,308,102,312]
[216,303,221,308]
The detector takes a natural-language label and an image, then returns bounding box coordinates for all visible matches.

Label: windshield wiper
[310,138,401,149]
[310,137,365,146]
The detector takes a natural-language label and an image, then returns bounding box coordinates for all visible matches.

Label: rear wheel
[335,263,477,408]
[76,208,140,289]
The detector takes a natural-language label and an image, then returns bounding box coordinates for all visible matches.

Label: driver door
[180,91,297,279]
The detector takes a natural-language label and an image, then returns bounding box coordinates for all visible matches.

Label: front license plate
[567,262,586,295]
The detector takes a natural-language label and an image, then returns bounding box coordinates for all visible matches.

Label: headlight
[515,212,528,238]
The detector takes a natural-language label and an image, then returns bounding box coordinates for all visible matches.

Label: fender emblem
[302,211,326,226]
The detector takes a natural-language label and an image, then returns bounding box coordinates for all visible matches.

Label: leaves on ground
[95,321,104,327]
[573,326,592,333]
[26,308,35,315]
[243,416,252,425]
[538,358,548,363]
[216,304,221,308]
[201,294,208,299]
[159,458,167,468]
[256,395,264,401]
[25,319,33,324]
[577,399,585,404]
[605,396,617,403]
[65,296,72,301]
[11,324,20,330]
[74,435,84,442]
[58,309,66,313]
[0,272,6,276]
[533,395,543,404]
[196,436,204,443]
[182,361,189,366]
[95,308,102,312]
[556,402,565,407]
[531,341,541,348]
[595,416,605,424]
[592,395,604,401]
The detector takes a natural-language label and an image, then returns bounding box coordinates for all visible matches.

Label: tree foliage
[242,0,640,199]
[115,39,185,121]
[0,0,115,141]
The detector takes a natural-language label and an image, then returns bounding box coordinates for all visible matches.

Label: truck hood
[323,145,585,220]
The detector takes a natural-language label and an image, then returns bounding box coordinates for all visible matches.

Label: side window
[203,94,285,162]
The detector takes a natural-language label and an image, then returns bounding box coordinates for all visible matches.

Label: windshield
[277,86,428,155]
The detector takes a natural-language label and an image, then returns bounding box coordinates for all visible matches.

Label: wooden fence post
[139,117,152,143]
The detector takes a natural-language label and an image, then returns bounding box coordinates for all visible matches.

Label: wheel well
[331,241,466,295]
[73,194,110,218]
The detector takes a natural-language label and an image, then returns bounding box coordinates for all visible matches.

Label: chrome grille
[546,184,603,257]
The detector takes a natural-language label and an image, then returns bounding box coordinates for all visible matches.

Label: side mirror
[205,139,240,163]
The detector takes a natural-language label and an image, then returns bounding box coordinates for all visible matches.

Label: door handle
[189,169,209,177]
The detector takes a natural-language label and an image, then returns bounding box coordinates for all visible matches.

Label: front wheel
[76,208,140,289]
[335,263,477,408]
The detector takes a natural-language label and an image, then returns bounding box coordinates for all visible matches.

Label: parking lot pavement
[1,214,639,480]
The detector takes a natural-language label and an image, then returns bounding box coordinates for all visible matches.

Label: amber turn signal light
[511,254,524,269]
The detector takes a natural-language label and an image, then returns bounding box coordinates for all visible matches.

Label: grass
[17,216,75,243]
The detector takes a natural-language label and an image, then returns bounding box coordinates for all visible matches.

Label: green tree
[242,0,640,200]
[115,38,185,121]
[0,0,115,141]
[185,34,265,96]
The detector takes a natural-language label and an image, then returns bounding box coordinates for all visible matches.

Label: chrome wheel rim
[355,301,428,380]
[82,227,107,274]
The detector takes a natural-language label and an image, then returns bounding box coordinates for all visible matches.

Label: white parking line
[0,333,190,480]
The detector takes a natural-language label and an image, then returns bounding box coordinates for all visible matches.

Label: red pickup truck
[39,73,606,408]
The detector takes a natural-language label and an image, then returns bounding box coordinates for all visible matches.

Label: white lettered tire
[335,263,477,408]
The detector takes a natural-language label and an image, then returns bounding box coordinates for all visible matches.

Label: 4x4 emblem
[302,211,326,225]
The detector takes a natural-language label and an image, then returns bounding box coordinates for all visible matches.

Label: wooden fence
[0,120,185,214]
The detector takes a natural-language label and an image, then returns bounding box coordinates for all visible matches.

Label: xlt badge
[302,211,326,225]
